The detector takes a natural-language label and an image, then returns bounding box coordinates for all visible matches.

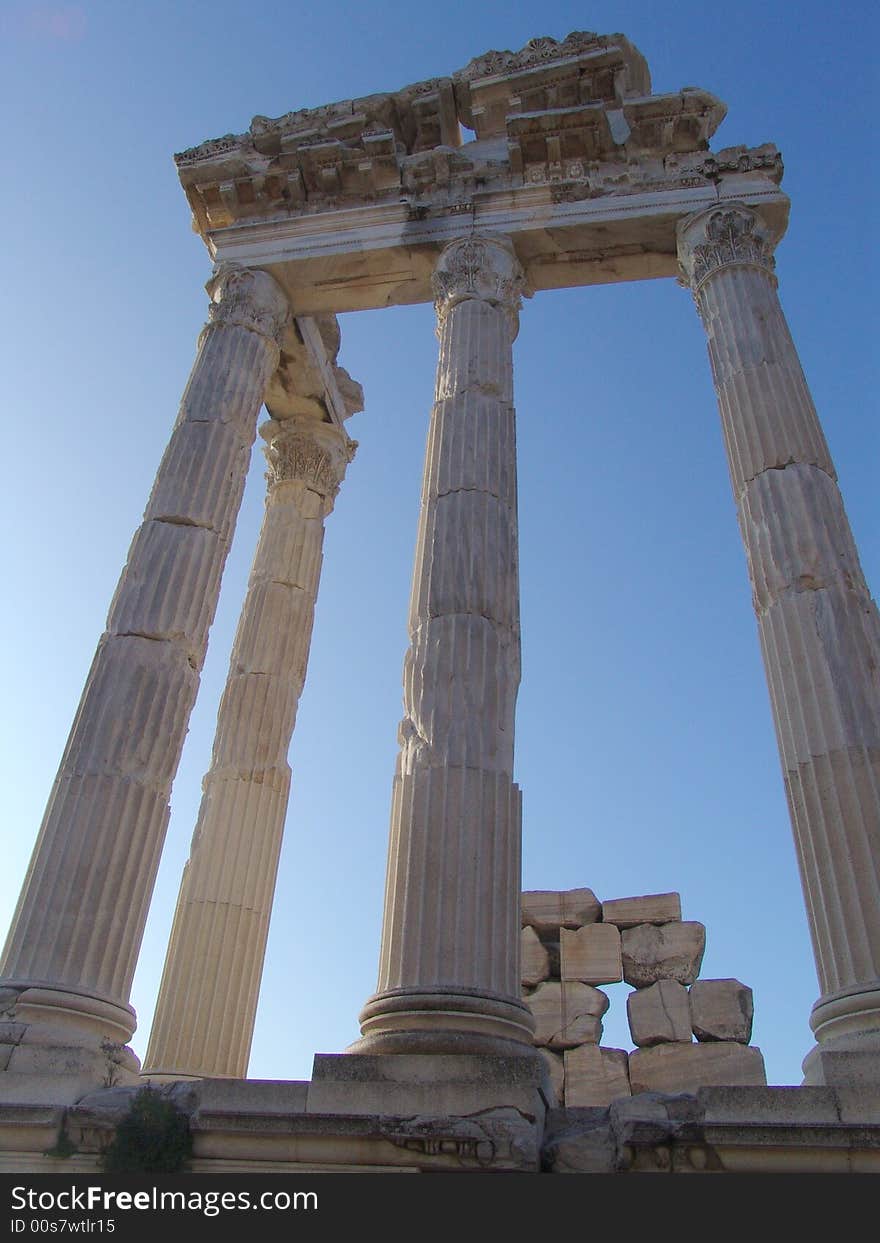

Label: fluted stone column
[144,416,354,1079]
[0,264,289,1077]
[678,204,880,1082]
[354,235,535,1056]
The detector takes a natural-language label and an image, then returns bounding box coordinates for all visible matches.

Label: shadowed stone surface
[564,1045,631,1107]
[627,980,692,1046]
[560,924,622,985]
[602,893,681,928]
[690,979,754,1043]
[521,927,551,988]
[622,922,706,988]
[629,1043,766,1093]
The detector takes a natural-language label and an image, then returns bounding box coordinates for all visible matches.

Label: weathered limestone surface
[690,979,754,1043]
[602,893,681,927]
[355,236,536,1056]
[679,205,880,1078]
[543,1086,880,1174]
[521,927,551,988]
[621,922,706,989]
[629,1043,767,1094]
[144,415,355,1080]
[627,980,692,1046]
[560,923,623,985]
[522,888,600,936]
[564,1045,631,1107]
[528,981,608,1049]
[0,265,289,1075]
[307,1053,550,1126]
[540,1049,565,1106]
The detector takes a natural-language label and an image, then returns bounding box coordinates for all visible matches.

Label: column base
[802,1044,880,1087]
[353,986,536,1058]
[0,983,139,1103]
[809,983,880,1046]
[309,1051,552,1120]
[802,984,880,1086]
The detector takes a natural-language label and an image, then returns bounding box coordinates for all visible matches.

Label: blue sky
[0,1,877,1087]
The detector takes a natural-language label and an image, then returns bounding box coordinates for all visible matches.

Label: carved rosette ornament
[677,204,776,296]
[263,419,356,509]
[431,235,527,337]
[203,262,291,360]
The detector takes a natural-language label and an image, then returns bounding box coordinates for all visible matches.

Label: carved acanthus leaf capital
[431,236,527,334]
[263,418,356,509]
[677,204,777,294]
[205,263,291,353]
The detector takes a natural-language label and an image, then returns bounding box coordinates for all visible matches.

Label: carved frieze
[454,31,652,140]
[175,134,243,167]
[455,31,613,84]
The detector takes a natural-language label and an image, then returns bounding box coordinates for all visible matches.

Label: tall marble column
[354,235,536,1056]
[0,264,289,1072]
[143,415,354,1079]
[677,204,880,1082]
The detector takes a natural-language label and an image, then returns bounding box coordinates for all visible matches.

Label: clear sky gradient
[1,1,877,1087]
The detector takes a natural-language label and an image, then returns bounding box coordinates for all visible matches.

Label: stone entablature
[173,33,783,316]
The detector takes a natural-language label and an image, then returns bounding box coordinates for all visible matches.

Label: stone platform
[1,1057,879,1174]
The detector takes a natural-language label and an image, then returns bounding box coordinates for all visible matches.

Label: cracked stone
[0,989,21,1017]
[521,926,551,987]
[526,981,609,1049]
[539,1049,565,1105]
[564,1045,631,1107]
[521,888,600,937]
[542,1113,618,1174]
[627,980,692,1046]
[690,979,754,1043]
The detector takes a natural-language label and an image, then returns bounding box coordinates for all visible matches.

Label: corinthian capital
[262,418,356,511]
[431,235,526,334]
[677,204,777,293]
[205,263,291,351]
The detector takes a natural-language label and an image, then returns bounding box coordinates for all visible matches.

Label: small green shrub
[102,1087,192,1174]
[44,1128,78,1159]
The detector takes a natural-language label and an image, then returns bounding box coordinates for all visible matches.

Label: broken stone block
[542,1114,617,1174]
[602,892,681,927]
[627,980,692,1047]
[628,1043,766,1094]
[621,921,706,988]
[560,923,622,985]
[539,1048,565,1105]
[521,926,551,987]
[521,888,600,936]
[527,981,608,1049]
[564,1044,631,1107]
[690,979,754,1043]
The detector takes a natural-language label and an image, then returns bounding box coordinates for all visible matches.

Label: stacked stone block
[522,888,766,1106]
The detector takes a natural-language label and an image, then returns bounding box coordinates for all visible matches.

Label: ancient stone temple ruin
[1,31,878,1173]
